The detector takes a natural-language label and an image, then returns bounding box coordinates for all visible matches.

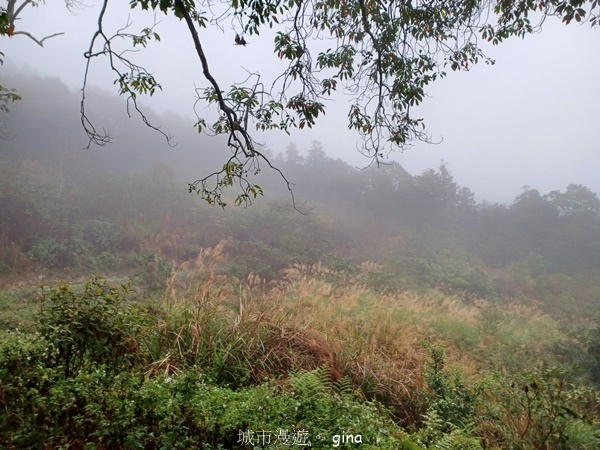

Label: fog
[3,5,600,443]
[2,1,600,203]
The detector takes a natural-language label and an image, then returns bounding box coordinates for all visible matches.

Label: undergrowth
[1,245,599,448]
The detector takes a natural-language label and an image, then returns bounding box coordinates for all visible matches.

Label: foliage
[420,342,477,432]
[587,318,600,385]
[3,51,600,446]
[0,334,408,448]
[0,84,21,112]
[12,0,590,205]
[548,184,600,217]
[27,237,66,268]
[132,252,172,296]
[3,107,600,290]
[1,268,600,448]
[36,277,145,378]
[414,409,482,450]
[415,238,497,298]
[0,330,60,445]
[478,367,600,449]
[224,238,286,280]
[69,219,122,269]
[0,289,36,330]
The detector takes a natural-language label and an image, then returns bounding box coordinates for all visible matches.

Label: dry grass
[146,252,576,426]
[248,264,429,423]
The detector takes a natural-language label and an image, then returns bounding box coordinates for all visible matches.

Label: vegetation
[1,0,599,204]
[1,74,600,447]
[2,261,599,448]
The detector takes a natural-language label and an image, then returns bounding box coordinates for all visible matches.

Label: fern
[290,366,334,399]
[416,409,482,450]
[432,430,482,450]
[334,376,354,397]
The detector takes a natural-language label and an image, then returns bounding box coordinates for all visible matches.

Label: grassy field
[1,241,599,449]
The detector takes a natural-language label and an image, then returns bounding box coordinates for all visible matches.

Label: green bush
[69,219,122,269]
[1,273,412,448]
[421,342,477,431]
[0,289,36,330]
[0,357,409,449]
[564,421,600,449]
[27,237,66,268]
[477,367,600,449]
[36,277,146,378]
[224,238,287,280]
[132,252,172,296]
[587,318,600,385]
[0,330,59,446]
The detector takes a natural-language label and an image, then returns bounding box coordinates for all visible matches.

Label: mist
[4,2,599,203]
[2,3,600,448]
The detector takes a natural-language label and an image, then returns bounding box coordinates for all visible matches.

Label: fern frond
[334,376,353,397]
[290,366,333,399]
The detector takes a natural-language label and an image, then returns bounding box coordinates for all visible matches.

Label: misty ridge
[2,72,600,448]
[2,71,600,277]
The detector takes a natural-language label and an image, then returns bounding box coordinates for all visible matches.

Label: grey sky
[3,1,599,203]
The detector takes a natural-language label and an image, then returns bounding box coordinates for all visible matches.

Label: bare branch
[11,31,65,47]
[12,0,31,19]
[80,0,174,149]
[6,0,66,46]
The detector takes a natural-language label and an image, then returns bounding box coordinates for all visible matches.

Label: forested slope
[1,73,600,448]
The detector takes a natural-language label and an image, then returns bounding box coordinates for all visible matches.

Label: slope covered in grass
[2,247,599,448]
[2,74,600,448]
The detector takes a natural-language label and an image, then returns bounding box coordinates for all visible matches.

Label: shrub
[0,357,410,449]
[69,219,122,269]
[587,318,600,385]
[27,237,66,268]
[36,277,146,378]
[132,252,172,296]
[421,342,477,429]
[0,330,59,446]
[412,342,481,448]
[477,367,600,449]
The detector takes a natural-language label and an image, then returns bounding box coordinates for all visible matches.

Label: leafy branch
[77,0,599,206]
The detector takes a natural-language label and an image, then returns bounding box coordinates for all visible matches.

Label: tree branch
[81,0,174,149]
[6,0,65,46]
[11,31,65,47]
[174,0,253,158]
[173,0,297,209]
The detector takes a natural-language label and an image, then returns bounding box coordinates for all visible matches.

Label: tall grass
[1,242,598,447]
[140,243,585,426]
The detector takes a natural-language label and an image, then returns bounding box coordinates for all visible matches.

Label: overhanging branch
[173,0,297,209]
[6,0,66,46]
[11,31,65,47]
[80,0,174,149]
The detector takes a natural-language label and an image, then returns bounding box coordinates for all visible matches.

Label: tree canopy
[1,0,598,206]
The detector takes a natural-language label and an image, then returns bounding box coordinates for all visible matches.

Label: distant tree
[508,187,559,251]
[407,162,476,226]
[511,187,560,223]
[546,184,600,217]
[2,0,599,205]
[296,141,362,204]
[360,163,413,220]
[546,185,600,270]
[283,143,304,166]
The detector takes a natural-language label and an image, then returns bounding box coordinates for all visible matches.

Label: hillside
[1,74,600,448]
